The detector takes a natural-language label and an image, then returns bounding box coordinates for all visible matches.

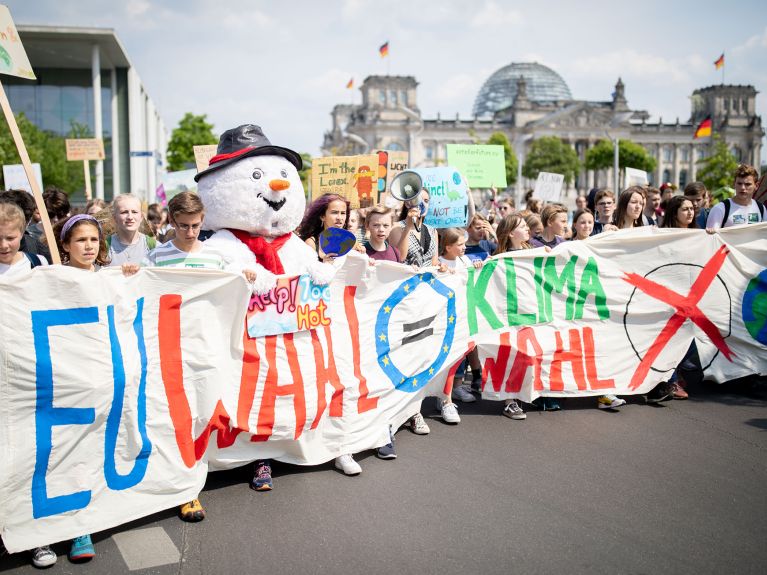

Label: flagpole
[721,52,725,85]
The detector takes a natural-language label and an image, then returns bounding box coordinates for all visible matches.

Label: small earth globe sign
[319,227,356,257]
[742,268,767,346]
[452,171,462,185]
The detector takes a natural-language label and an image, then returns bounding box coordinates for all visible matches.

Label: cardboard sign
[2,162,42,193]
[416,167,469,228]
[625,167,649,188]
[193,144,218,173]
[0,6,35,80]
[247,274,332,337]
[65,138,105,161]
[446,144,507,188]
[533,172,564,202]
[310,154,379,208]
[374,150,409,203]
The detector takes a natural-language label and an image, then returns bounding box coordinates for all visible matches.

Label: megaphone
[389,170,423,207]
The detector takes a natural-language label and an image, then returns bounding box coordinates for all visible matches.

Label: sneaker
[670,382,689,400]
[179,498,205,522]
[250,459,273,491]
[69,535,94,563]
[597,394,627,409]
[452,384,476,403]
[335,453,362,475]
[533,397,561,411]
[439,401,461,424]
[31,546,57,568]
[502,400,526,420]
[377,427,397,459]
[646,382,673,404]
[407,413,430,435]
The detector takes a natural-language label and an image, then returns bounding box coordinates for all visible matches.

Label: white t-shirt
[706,199,765,229]
[144,240,226,270]
[439,255,472,269]
[0,253,48,276]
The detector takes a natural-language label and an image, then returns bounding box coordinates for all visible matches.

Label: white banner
[1,225,766,551]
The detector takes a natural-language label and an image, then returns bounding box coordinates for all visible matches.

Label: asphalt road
[2,378,766,575]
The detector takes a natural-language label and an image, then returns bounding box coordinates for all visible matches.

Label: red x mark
[623,245,734,390]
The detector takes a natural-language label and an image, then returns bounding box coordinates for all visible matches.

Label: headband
[60,214,101,242]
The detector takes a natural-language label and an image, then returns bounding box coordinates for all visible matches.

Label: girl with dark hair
[614,187,646,229]
[298,193,363,262]
[661,195,696,229]
[388,189,439,269]
[55,214,110,270]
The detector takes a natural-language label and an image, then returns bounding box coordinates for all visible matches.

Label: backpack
[721,198,767,225]
[23,252,44,268]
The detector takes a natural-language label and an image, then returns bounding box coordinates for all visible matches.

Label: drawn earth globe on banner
[742,269,767,345]
[375,272,456,392]
[623,262,731,372]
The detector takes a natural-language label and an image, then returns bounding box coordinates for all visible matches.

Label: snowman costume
[195,125,336,294]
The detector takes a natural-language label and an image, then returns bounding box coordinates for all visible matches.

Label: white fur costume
[197,154,336,294]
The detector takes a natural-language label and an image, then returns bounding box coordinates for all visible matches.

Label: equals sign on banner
[402,314,437,346]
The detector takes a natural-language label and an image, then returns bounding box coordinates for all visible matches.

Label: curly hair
[734,164,759,182]
[297,193,350,241]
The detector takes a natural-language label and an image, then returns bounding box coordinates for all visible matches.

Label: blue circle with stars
[375,272,456,392]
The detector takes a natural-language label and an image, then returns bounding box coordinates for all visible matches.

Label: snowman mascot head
[195,124,336,293]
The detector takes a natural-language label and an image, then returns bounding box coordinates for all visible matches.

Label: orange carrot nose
[269,179,290,191]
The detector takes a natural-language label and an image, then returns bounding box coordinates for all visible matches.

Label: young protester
[348,208,365,242]
[107,194,156,266]
[0,189,50,260]
[531,204,568,249]
[298,193,364,261]
[464,213,498,262]
[683,181,710,229]
[614,187,646,229]
[0,203,47,275]
[85,198,107,216]
[524,213,544,238]
[571,208,595,241]
[643,186,661,225]
[661,195,696,230]
[591,189,619,235]
[706,164,766,229]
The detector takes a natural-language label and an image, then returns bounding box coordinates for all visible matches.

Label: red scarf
[228,230,293,274]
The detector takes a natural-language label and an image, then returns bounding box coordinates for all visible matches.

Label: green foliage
[486,132,518,185]
[585,139,656,173]
[696,135,738,200]
[0,113,85,193]
[298,152,312,194]
[166,113,217,172]
[522,136,580,184]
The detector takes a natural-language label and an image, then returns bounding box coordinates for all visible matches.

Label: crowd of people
[0,163,764,568]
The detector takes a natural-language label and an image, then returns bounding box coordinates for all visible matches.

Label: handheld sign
[2,162,42,193]
[66,139,105,200]
[533,172,564,203]
[319,227,357,257]
[0,5,60,262]
[311,154,380,209]
[624,167,649,188]
[193,144,218,173]
[374,149,409,203]
[412,167,469,228]
[446,144,507,188]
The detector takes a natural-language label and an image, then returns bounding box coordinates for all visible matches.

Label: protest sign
[1,225,766,551]
[446,144,507,188]
[310,154,379,208]
[375,150,409,203]
[65,138,105,161]
[2,162,42,192]
[416,167,469,228]
[246,275,332,337]
[193,144,218,173]
[625,167,649,188]
[0,5,60,262]
[533,172,565,202]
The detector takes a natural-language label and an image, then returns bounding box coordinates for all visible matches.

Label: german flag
[694,116,712,139]
[346,78,354,89]
[714,53,724,70]
[379,41,389,58]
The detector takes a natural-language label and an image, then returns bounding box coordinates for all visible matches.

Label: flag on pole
[693,116,712,139]
[346,78,354,89]
[714,53,724,70]
[379,41,389,58]
[155,183,167,205]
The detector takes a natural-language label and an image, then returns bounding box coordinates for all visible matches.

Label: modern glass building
[4,25,166,202]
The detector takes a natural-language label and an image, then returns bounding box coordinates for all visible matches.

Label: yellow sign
[311,154,380,209]
[0,5,35,80]
[65,138,106,161]
[193,145,218,173]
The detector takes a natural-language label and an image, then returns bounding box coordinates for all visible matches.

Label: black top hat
[194,124,302,182]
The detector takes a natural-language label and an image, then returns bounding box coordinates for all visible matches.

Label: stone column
[110,68,120,198]
[672,144,680,187]
[92,44,104,199]
[656,143,663,185]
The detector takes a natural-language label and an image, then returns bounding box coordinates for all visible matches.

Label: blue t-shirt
[531,235,564,249]
[464,239,497,262]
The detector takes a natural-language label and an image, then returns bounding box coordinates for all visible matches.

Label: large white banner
[1,225,765,552]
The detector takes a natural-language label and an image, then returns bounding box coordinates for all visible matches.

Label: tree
[298,152,312,194]
[696,135,738,201]
[584,139,656,175]
[166,113,217,172]
[522,136,580,184]
[486,132,518,185]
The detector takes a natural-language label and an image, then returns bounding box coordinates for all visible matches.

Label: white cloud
[470,1,522,28]
[126,0,150,17]
[733,26,767,53]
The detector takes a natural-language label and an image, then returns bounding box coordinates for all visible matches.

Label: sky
[8,0,767,159]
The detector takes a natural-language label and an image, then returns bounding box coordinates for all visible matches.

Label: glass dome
[473,62,573,117]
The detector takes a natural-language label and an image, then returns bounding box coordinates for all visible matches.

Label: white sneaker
[31,546,57,568]
[597,394,627,409]
[502,399,527,420]
[334,453,361,476]
[452,384,476,403]
[408,413,430,435]
[439,401,461,424]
